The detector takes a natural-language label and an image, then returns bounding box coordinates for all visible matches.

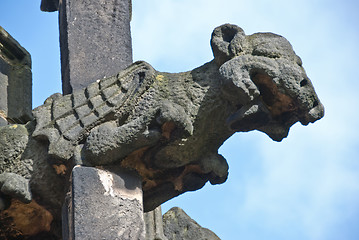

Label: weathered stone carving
[0,24,324,238]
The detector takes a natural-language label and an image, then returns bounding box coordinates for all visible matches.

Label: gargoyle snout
[295,77,324,126]
[300,100,324,125]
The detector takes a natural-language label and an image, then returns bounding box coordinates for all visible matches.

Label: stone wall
[0,26,32,126]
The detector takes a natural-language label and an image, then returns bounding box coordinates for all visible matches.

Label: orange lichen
[161,121,176,140]
[53,164,67,175]
[0,199,53,237]
[252,73,296,117]
[121,147,149,173]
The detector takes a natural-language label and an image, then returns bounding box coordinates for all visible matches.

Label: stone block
[63,166,145,240]
[0,26,32,126]
[59,0,133,94]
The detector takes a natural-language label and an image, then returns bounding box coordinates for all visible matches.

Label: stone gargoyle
[0,24,324,236]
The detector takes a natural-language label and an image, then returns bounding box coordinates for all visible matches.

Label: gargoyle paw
[156,100,193,137]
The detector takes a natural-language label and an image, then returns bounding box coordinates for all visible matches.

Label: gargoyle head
[212,24,324,141]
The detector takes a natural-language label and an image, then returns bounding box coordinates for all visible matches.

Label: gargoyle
[0,24,324,238]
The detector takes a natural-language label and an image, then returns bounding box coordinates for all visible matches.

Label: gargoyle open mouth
[251,72,297,121]
[228,70,324,141]
[226,71,305,141]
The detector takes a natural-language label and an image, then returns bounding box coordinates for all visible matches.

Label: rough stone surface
[54,2,135,239]
[0,123,66,239]
[0,173,31,204]
[0,124,30,178]
[0,24,324,239]
[145,206,168,240]
[63,166,145,240]
[58,0,133,94]
[163,207,221,240]
[0,26,32,126]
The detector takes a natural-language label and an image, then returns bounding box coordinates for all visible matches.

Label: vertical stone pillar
[63,166,145,239]
[0,26,32,126]
[54,0,145,238]
[144,206,168,240]
[58,0,133,94]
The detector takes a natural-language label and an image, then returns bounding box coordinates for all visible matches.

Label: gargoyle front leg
[0,173,32,210]
[82,101,193,166]
[82,116,162,166]
[198,152,229,185]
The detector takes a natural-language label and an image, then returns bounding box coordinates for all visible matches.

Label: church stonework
[0,23,324,239]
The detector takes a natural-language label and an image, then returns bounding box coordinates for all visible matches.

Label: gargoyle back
[32,61,156,160]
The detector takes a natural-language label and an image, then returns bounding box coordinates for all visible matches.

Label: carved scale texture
[32,61,155,160]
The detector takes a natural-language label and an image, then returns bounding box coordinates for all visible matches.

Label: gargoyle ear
[211,24,246,66]
[219,55,280,106]
[219,56,261,105]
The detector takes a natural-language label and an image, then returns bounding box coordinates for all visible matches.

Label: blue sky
[1,0,359,239]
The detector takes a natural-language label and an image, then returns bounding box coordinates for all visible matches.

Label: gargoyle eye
[300,79,308,87]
